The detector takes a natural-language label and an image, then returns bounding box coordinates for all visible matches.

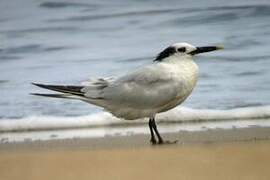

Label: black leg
[149,118,157,144]
[151,118,164,144]
[150,117,178,145]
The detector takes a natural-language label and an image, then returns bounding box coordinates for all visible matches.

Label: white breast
[157,56,199,113]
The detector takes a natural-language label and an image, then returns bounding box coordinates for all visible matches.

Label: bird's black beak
[189,46,224,55]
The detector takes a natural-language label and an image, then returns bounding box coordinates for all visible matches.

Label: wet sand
[1,127,270,180]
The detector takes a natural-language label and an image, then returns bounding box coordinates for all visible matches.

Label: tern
[32,42,223,145]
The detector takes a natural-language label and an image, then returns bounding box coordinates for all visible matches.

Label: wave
[39,2,98,9]
[1,106,270,133]
[48,4,270,23]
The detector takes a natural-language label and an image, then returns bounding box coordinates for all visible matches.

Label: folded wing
[99,64,183,109]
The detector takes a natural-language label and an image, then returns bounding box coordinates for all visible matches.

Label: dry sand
[1,127,270,180]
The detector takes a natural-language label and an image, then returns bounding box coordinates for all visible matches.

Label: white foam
[158,105,270,122]
[1,106,270,132]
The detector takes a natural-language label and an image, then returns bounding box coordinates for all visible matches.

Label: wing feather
[101,64,182,109]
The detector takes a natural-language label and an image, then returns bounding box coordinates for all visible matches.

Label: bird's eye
[177,47,186,53]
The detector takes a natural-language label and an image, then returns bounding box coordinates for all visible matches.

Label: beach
[1,1,270,179]
[1,126,270,180]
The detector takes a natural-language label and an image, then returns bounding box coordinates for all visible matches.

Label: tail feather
[30,93,73,99]
[32,83,84,96]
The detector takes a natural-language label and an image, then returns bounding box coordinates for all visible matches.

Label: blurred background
[1,0,270,119]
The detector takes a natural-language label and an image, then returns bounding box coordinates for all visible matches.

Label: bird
[32,42,223,145]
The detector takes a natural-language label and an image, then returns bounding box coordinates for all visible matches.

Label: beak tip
[216,45,224,50]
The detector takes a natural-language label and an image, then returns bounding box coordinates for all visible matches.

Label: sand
[1,127,270,180]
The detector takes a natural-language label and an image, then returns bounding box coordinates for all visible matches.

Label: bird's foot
[150,138,157,145]
[152,139,178,145]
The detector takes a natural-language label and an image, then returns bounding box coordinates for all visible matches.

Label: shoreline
[1,126,270,151]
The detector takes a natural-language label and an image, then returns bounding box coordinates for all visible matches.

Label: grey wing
[101,65,183,109]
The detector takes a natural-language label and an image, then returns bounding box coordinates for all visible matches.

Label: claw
[158,140,178,145]
[150,138,157,145]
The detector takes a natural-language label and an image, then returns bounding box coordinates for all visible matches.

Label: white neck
[160,54,199,83]
[161,54,194,64]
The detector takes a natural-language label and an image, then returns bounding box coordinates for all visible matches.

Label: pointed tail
[32,83,85,97]
[30,93,74,99]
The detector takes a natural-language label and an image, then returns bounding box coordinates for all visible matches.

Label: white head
[154,42,223,62]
